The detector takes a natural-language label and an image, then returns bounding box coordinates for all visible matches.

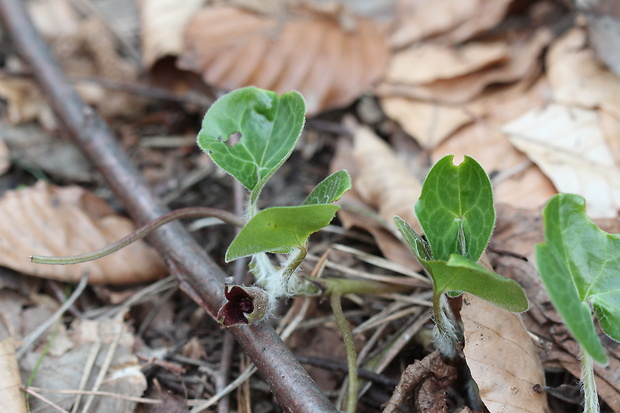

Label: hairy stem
[330,291,358,413]
[580,348,600,413]
[432,293,458,359]
[30,207,244,265]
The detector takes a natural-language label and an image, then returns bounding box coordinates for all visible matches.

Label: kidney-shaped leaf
[303,170,351,206]
[226,204,339,261]
[197,87,305,204]
[425,255,528,313]
[536,193,620,364]
[415,155,495,262]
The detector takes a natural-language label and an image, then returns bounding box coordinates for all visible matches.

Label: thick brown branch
[0,1,336,411]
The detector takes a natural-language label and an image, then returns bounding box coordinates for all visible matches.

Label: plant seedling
[394,155,528,358]
[536,193,620,413]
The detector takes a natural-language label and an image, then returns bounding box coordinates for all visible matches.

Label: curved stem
[330,291,358,413]
[30,207,244,265]
[580,348,600,413]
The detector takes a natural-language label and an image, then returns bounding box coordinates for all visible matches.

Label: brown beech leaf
[378,28,551,105]
[504,103,620,218]
[0,181,167,284]
[461,294,549,413]
[178,6,389,115]
[390,0,513,47]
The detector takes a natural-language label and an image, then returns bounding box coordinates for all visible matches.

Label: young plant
[394,155,528,358]
[536,193,620,413]
[195,86,352,322]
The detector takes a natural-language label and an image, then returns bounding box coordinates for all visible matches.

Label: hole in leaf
[226,131,242,147]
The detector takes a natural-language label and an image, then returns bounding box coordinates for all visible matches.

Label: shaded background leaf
[178,6,389,115]
[0,182,166,284]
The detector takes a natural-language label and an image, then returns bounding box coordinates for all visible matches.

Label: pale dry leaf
[381,98,473,149]
[461,294,549,413]
[331,133,422,270]
[377,28,552,105]
[390,0,512,47]
[600,110,620,164]
[430,75,557,210]
[504,103,620,218]
[547,27,620,118]
[178,6,389,115]
[0,137,9,177]
[0,181,167,284]
[0,77,56,129]
[353,124,421,229]
[21,316,147,412]
[386,41,508,85]
[0,338,27,413]
[27,0,80,38]
[140,0,204,67]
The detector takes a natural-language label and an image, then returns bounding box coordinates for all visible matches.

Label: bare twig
[0,1,336,411]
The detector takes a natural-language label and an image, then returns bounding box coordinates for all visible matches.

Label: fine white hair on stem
[579,349,600,413]
[433,294,458,359]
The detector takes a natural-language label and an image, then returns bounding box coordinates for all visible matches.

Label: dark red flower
[217,285,270,327]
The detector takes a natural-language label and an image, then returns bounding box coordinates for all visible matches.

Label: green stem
[330,291,358,413]
[580,347,600,413]
[281,247,307,294]
[30,207,244,265]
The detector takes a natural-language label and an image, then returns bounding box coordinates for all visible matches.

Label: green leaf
[425,255,529,313]
[303,170,352,206]
[197,87,306,204]
[393,216,432,261]
[226,204,339,262]
[536,193,620,364]
[415,155,495,262]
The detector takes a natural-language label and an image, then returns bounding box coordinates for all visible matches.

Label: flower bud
[217,285,271,327]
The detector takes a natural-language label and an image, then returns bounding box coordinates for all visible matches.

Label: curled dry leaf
[0,77,56,129]
[140,0,204,67]
[178,6,389,115]
[0,181,167,284]
[504,103,620,218]
[461,294,549,413]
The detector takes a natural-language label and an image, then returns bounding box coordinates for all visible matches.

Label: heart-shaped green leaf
[536,193,620,364]
[226,204,339,262]
[303,170,351,206]
[424,255,528,313]
[415,155,494,262]
[197,87,306,204]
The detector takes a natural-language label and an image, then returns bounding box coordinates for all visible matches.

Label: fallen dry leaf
[504,103,620,218]
[378,28,552,105]
[20,315,147,412]
[547,27,620,118]
[139,0,204,67]
[576,0,620,77]
[0,137,9,177]
[331,130,421,271]
[352,124,422,229]
[390,0,512,47]
[0,77,56,129]
[462,294,549,413]
[0,181,167,284]
[386,40,508,85]
[0,337,27,413]
[178,6,389,115]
